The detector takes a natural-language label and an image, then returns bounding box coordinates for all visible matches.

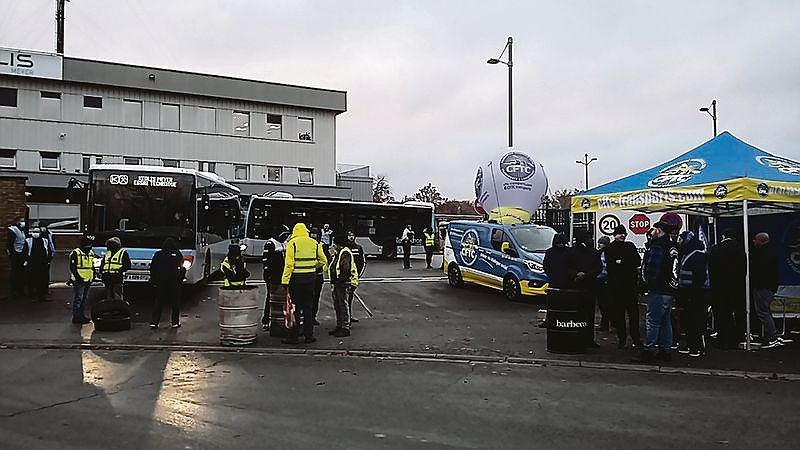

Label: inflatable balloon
[474,149,548,225]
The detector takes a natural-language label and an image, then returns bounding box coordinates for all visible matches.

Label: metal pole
[507,36,513,148]
[743,199,751,351]
[56,0,65,54]
[584,154,589,190]
[712,100,717,137]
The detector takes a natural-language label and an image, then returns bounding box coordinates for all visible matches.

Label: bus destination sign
[109,174,177,187]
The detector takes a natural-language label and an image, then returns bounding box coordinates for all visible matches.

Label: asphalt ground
[1,349,798,450]
[1,255,798,375]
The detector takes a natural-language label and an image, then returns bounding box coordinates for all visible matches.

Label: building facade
[0,47,353,236]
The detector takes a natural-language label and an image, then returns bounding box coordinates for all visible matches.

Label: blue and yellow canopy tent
[570,131,800,349]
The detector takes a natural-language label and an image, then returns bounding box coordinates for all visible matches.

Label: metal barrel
[545,288,589,354]
[268,283,292,338]
[218,286,261,346]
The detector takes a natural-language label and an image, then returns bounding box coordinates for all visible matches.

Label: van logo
[460,229,480,266]
[500,152,535,181]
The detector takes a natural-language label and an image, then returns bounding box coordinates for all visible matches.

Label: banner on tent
[572,177,800,213]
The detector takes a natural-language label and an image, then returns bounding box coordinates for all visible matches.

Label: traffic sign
[598,214,621,236]
[629,213,651,235]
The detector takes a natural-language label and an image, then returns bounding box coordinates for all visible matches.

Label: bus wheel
[503,275,521,302]
[448,263,464,287]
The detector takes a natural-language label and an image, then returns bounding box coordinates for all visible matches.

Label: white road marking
[48,276,447,289]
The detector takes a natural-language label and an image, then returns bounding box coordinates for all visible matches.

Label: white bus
[84,165,242,284]
[243,196,435,258]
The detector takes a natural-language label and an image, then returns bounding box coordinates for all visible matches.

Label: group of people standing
[6,217,56,302]
[545,213,787,363]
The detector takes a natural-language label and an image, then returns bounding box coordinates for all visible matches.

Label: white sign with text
[594,211,686,254]
[0,48,63,80]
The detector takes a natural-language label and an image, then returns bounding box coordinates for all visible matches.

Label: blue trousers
[645,292,673,351]
[72,280,91,318]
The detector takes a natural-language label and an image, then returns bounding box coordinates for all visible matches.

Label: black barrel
[546,288,590,354]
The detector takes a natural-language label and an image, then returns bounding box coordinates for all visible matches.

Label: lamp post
[576,153,597,191]
[487,36,513,147]
[699,99,717,137]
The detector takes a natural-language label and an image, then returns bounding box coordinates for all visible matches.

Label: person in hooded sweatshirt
[676,230,709,357]
[281,223,328,344]
[544,233,571,289]
[604,225,642,349]
[571,229,603,348]
[149,237,186,329]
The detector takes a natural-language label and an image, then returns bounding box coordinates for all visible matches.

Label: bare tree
[372,175,394,203]
[414,183,445,206]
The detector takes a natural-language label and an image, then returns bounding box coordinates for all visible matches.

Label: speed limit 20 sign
[598,214,621,236]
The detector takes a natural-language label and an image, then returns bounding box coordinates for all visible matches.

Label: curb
[1,341,798,382]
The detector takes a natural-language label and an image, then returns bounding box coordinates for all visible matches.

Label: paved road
[0,349,797,449]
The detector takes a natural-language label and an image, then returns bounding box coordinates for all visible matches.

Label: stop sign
[629,214,651,235]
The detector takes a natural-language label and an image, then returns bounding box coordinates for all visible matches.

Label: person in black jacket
[571,229,602,348]
[23,227,54,302]
[640,218,680,362]
[346,230,365,323]
[605,225,643,349]
[750,232,781,348]
[261,235,287,330]
[676,231,709,356]
[544,233,571,289]
[149,238,186,328]
[708,228,747,349]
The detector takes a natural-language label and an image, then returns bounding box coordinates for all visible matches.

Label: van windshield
[509,226,556,253]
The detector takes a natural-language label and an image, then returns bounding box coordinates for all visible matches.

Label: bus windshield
[509,226,556,253]
[89,170,196,249]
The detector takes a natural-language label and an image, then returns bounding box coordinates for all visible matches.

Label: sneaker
[678,348,690,354]
[350,317,359,323]
[689,350,701,357]
[282,337,301,345]
[777,337,794,344]
[631,341,642,349]
[79,316,91,324]
[262,323,269,331]
[171,323,181,329]
[149,323,158,329]
[670,343,680,350]
[762,339,781,349]
[304,336,317,344]
[332,328,350,337]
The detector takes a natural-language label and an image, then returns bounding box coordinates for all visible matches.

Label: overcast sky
[2,1,799,199]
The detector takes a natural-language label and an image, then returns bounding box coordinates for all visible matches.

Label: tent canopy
[571,131,800,216]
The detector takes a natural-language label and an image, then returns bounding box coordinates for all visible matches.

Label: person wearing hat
[639,216,680,362]
[281,223,328,344]
[149,237,187,329]
[23,226,54,302]
[604,225,642,349]
[100,237,131,301]
[571,229,603,348]
[544,233,572,289]
[675,230,709,356]
[750,232,784,348]
[221,244,250,288]
[69,236,96,324]
[596,235,612,332]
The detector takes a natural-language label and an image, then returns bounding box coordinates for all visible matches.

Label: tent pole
[569,212,575,245]
[713,215,718,245]
[743,199,752,351]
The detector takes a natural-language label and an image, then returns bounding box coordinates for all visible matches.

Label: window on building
[267,166,282,183]
[40,152,60,171]
[28,203,81,232]
[299,168,314,184]
[123,100,142,127]
[40,91,61,120]
[266,114,282,139]
[0,149,16,168]
[83,95,102,109]
[160,103,180,130]
[162,159,179,168]
[298,118,313,141]
[199,161,216,173]
[234,164,249,181]
[197,106,216,133]
[123,156,141,165]
[233,111,250,136]
[82,155,102,173]
[0,87,17,107]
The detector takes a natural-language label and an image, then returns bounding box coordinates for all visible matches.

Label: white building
[0,47,363,235]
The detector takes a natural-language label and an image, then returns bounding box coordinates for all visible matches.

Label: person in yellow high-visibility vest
[423,227,436,269]
[100,237,130,301]
[281,223,327,344]
[328,234,359,337]
[220,244,250,288]
[69,236,96,324]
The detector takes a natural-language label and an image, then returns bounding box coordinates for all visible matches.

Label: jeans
[753,288,777,341]
[72,280,91,318]
[645,292,673,351]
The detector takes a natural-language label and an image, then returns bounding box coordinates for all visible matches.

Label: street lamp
[576,153,597,191]
[699,99,717,137]
[487,36,513,147]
